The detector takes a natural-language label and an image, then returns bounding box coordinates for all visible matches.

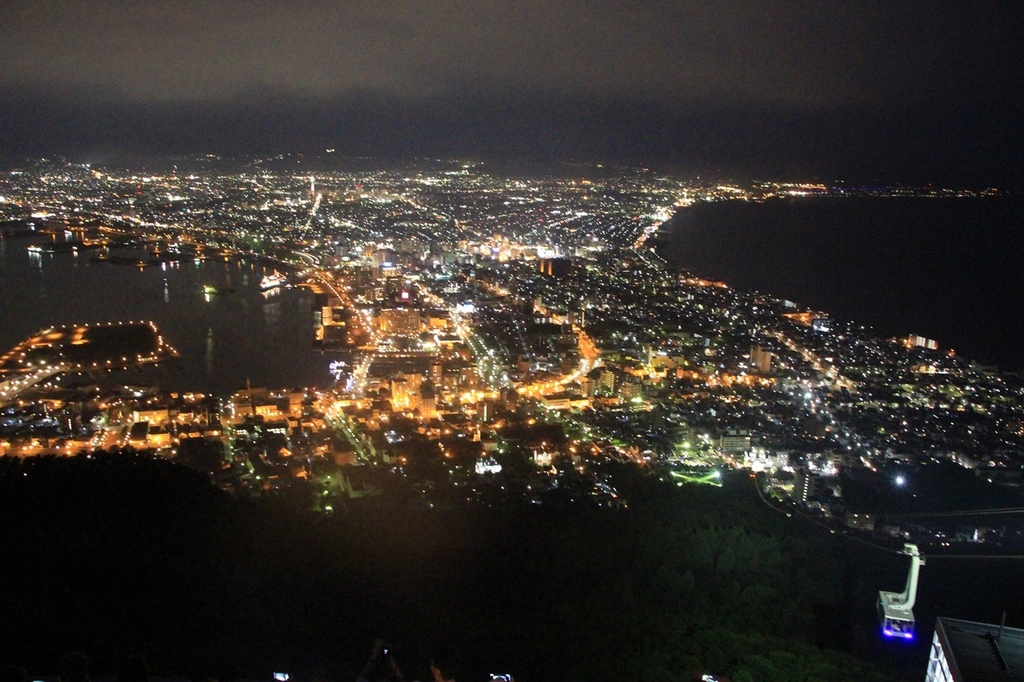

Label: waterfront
[2,162,1024,682]
[0,237,334,395]
[659,195,1024,370]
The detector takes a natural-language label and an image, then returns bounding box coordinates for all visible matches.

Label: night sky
[1,0,1021,184]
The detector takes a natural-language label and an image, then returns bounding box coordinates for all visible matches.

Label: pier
[0,321,180,403]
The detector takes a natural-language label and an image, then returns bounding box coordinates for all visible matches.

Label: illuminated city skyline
[1,3,1022,678]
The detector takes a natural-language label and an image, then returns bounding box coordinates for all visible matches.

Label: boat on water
[27,241,102,254]
[89,254,160,267]
[203,285,235,296]
[260,272,287,291]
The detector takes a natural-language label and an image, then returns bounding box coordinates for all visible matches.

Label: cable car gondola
[878,543,924,640]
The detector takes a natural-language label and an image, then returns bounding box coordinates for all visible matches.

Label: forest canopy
[0,454,910,681]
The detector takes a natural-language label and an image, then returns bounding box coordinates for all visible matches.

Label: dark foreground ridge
[0,453,914,681]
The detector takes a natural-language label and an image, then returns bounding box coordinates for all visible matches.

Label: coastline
[650,194,1024,371]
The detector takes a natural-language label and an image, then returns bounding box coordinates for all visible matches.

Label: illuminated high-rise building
[750,345,773,373]
[418,381,437,420]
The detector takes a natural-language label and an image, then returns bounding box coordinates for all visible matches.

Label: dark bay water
[0,237,336,394]
[660,196,1024,370]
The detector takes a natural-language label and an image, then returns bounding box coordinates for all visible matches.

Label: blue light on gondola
[882,627,914,640]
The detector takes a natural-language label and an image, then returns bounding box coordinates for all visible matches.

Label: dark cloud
[0,1,1021,182]
[3,0,1019,105]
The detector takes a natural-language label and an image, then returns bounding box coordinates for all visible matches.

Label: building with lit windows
[378,308,421,336]
[750,345,773,373]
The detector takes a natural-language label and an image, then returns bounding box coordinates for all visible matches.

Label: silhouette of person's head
[116,656,150,682]
[428,645,461,682]
[0,665,28,682]
[357,638,403,682]
[59,652,90,682]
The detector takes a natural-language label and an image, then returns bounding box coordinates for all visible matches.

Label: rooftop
[934,617,1024,681]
